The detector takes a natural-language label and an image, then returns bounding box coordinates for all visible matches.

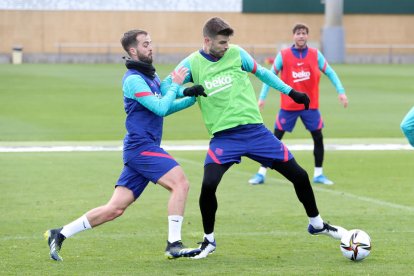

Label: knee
[177,178,190,194]
[311,130,323,146]
[105,206,125,221]
[298,166,309,180]
[311,130,323,141]
[167,175,190,195]
[202,175,219,192]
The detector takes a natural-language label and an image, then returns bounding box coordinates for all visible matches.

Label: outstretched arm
[257,53,283,110]
[239,46,309,109]
[239,46,291,94]
[161,58,193,97]
[123,67,187,117]
[165,97,197,116]
[318,50,348,108]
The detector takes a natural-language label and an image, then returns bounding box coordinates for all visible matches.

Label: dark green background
[243,0,414,14]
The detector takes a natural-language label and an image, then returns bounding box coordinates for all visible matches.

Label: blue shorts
[117,145,179,199]
[275,109,323,132]
[205,124,293,168]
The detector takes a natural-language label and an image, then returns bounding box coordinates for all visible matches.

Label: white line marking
[178,158,414,213]
[0,143,411,152]
[236,170,414,212]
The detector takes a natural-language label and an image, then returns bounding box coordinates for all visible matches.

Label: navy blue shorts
[117,146,179,199]
[205,124,293,168]
[275,109,323,132]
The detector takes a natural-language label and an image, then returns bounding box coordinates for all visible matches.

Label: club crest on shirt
[215,148,223,155]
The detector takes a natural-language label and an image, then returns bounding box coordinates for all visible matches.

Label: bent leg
[86,186,135,227]
[271,158,319,217]
[200,163,231,234]
[311,129,324,168]
[157,165,189,216]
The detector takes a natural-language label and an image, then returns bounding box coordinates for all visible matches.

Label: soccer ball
[340,229,371,261]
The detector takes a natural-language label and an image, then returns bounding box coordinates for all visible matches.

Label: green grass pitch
[0,63,413,275]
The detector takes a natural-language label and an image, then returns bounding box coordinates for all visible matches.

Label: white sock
[204,232,215,242]
[258,167,267,176]
[314,167,323,177]
[60,215,92,238]
[168,215,183,243]
[309,215,324,229]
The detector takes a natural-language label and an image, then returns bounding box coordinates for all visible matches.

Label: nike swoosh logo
[297,62,304,66]
[171,220,179,222]
[83,221,87,229]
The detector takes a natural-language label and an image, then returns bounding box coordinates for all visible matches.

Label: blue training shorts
[205,124,293,168]
[116,145,179,199]
[275,109,323,132]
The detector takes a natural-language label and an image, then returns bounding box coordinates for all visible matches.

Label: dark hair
[203,17,234,38]
[292,23,309,34]
[120,29,148,54]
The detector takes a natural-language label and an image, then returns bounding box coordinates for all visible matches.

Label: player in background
[44,29,206,261]
[249,23,348,186]
[163,17,347,259]
[401,106,414,147]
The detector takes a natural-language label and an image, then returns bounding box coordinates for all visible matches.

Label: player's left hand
[183,85,207,97]
[288,89,310,110]
[339,94,348,108]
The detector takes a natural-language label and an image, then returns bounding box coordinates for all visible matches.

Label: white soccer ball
[340,229,371,261]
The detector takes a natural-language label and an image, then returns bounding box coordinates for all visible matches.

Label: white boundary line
[0,143,412,152]
[176,157,414,213]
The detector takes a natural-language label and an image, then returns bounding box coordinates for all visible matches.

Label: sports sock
[168,215,183,243]
[309,215,324,229]
[60,215,92,238]
[204,232,215,243]
[258,167,267,177]
[314,167,323,177]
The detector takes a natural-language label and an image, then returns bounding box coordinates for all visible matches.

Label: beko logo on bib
[204,76,232,90]
[292,71,310,78]
[292,70,311,83]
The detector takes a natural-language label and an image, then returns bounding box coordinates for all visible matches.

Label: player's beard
[295,40,307,49]
[209,48,226,59]
[138,52,153,64]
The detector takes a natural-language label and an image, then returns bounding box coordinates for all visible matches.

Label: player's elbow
[153,108,169,117]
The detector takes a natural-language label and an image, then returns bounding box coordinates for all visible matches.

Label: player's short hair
[203,17,234,38]
[120,29,148,55]
[292,23,309,34]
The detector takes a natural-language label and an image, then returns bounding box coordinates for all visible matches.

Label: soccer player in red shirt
[249,23,348,185]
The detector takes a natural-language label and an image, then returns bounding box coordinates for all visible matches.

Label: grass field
[0,64,414,275]
[1,63,413,140]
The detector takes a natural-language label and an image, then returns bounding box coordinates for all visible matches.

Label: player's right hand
[339,94,348,108]
[288,89,310,110]
[171,67,188,85]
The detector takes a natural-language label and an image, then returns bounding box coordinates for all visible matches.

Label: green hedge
[243,0,414,14]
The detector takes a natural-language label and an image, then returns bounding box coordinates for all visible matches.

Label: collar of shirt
[199,49,221,62]
[291,45,309,59]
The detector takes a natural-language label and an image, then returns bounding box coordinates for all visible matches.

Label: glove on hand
[288,89,310,110]
[183,85,207,97]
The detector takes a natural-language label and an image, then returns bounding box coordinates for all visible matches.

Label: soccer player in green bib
[164,17,347,259]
